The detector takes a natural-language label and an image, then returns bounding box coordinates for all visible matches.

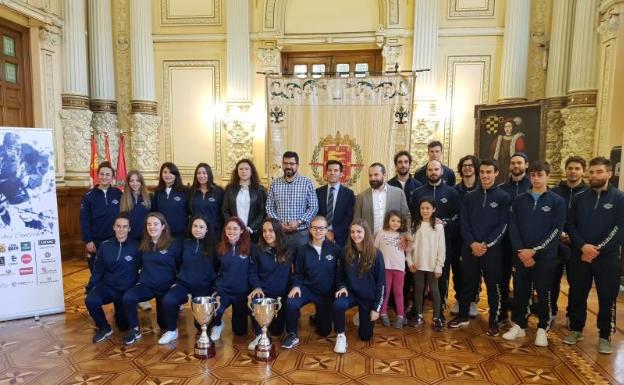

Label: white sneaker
[138,301,152,311]
[353,312,359,326]
[210,322,224,341]
[502,324,526,341]
[450,302,459,315]
[334,333,348,354]
[469,302,479,317]
[178,304,185,312]
[158,329,178,344]
[247,334,262,351]
[535,328,548,347]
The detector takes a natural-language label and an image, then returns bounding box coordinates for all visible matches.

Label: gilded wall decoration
[112,0,132,138]
[560,106,597,164]
[526,0,551,100]
[60,109,93,175]
[131,113,161,176]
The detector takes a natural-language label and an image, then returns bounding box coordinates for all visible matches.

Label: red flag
[115,133,127,191]
[89,134,99,187]
[104,133,111,162]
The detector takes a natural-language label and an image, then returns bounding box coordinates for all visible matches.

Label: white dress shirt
[371,183,387,234]
[236,185,251,227]
[326,183,340,230]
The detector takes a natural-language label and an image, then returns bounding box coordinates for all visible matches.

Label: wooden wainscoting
[57,186,88,260]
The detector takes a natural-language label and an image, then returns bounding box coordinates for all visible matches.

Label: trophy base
[254,343,276,362]
[194,344,216,359]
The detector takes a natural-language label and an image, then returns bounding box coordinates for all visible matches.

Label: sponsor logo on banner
[38,239,55,246]
[11,280,33,287]
[19,267,33,275]
[0,269,14,277]
[40,267,57,275]
[21,254,32,264]
[41,276,59,284]
[0,244,6,253]
[8,255,18,266]
[0,256,4,266]
[20,242,31,251]
[8,244,18,251]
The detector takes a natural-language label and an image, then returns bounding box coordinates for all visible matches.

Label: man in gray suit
[354,162,411,234]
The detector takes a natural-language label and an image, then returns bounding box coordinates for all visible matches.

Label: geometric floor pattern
[0,259,622,385]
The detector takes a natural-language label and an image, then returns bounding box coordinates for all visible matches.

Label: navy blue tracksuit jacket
[138,239,182,295]
[86,238,141,293]
[460,185,511,248]
[176,238,218,293]
[335,250,386,312]
[249,246,292,296]
[152,188,190,237]
[292,240,341,296]
[80,187,122,245]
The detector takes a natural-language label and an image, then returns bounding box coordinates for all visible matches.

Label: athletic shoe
[409,314,423,327]
[432,318,444,332]
[535,328,548,347]
[210,322,224,341]
[334,333,347,354]
[502,324,526,341]
[394,316,404,329]
[448,316,469,328]
[450,302,459,315]
[497,316,510,328]
[487,321,499,337]
[281,333,299,349]
[380,314,390,327]
[469,302,479,317]
[563,331,583,345]
[138,301,152,311]
[123,327,142,345]
[92,326,112,343]
[247,334,262,351]
[179,304,185,312]
[353,312,359,326]
[598,338,612,354]
[158,329,178,345]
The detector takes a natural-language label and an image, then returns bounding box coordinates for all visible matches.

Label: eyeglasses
[462,164,474,168]
[311,226,327,231]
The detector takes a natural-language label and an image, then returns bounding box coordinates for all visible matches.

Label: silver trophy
[248,296,282,361]
[191,295,221,359]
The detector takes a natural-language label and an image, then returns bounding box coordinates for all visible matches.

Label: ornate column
[224,0,254,174]
[410,0,439,167]
[561,0,600,163]
[130,0,160,178]
[544,0,574,179]
[498,0,531,102]
[88,0,118,165]
[60,0,93,182]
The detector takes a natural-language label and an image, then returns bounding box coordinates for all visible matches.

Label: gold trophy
[191,295,221,359]
[248,297,282,361]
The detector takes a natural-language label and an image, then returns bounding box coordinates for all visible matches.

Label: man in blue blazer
[316,160,355,248]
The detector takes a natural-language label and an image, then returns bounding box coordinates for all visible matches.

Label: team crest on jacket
[112,199,119,205]
[541,206,551,212]
[603,203,613,209]
[440,198,448,203]
[325,254,334,261]
[490,202,498,208]
[160,249,168,254]
[173,196,181,202]
[240,254,248,259]
[124,255,133,262]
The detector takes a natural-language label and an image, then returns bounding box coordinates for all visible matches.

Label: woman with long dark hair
[190,163,225,236]
[122,212,182,345]
[247,218,292,350]
[158,216,218,344]
[210,216,255,340]
[152,162,190,240]
[222,159,267,242]
[332,219,385,354]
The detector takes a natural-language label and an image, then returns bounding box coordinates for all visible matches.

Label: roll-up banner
[0,128,64,321]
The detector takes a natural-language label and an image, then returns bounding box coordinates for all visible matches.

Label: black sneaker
[92,326,112,343]
[487,321,500,337]
[281,333,299,349]
[123,327,142,345]
[448,316,470,328]
[432,318,444,332]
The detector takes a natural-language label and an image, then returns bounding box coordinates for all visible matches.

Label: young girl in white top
[407,197,446,331]
[374,210,407,328]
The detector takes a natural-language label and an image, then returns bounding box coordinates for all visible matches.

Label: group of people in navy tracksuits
[80,144,623,355]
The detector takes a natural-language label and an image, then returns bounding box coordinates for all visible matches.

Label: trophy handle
[214,295,221,312]
[275,296,282,314]
[247,297,254,312]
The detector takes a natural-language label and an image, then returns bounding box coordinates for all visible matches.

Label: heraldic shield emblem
[309,131,363,188]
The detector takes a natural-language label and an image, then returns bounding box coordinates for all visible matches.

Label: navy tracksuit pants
[285,286,333,337]
[511,257,557,329]
[458,245,503,323]
[213,289,249,336]
[85,283,128,330]
[161,284,211,332]
[333,295,375,341]
[122,284,166,330]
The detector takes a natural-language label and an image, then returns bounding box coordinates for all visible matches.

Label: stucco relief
[560,106,597,164]
[131,113,161,174]
[60,108,93,172]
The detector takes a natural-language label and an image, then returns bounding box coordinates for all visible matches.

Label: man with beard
[413,141,456,186]
[550,156,587,326]
[316,160,355,247]
[266,151,319,249]
[388,151,422,201]
[409,160,460,323]
[448,159,511,337]
[354,163,411,235]
[498,152,531,324]
[564,157,624,354]
[503,160,565,347]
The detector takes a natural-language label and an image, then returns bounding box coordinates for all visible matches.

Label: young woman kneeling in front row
[333,219,386,354]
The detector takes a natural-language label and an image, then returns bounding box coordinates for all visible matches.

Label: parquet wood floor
[0,259,622,385]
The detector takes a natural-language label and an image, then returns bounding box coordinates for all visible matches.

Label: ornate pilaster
[526,0,551,100]
[130,113,160,179]
[498,0,531,102]
[112,0,132,136]
[410,108,438,168]
[256,45,281,74]
[88,0,119,165]
[560,106,598,163]
[544,98,566,179]
[60,109,94,181]
[382,44,403,72]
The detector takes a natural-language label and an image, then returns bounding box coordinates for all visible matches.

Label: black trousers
[511,257,557,329]
[568,249,620,339]
[500,237,513,320]
[458,244,503,323]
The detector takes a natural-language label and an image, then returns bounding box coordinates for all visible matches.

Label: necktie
[326,186,335,226]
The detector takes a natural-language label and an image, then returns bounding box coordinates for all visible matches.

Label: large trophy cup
[191,295,221,359]
[248,296,282,361]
